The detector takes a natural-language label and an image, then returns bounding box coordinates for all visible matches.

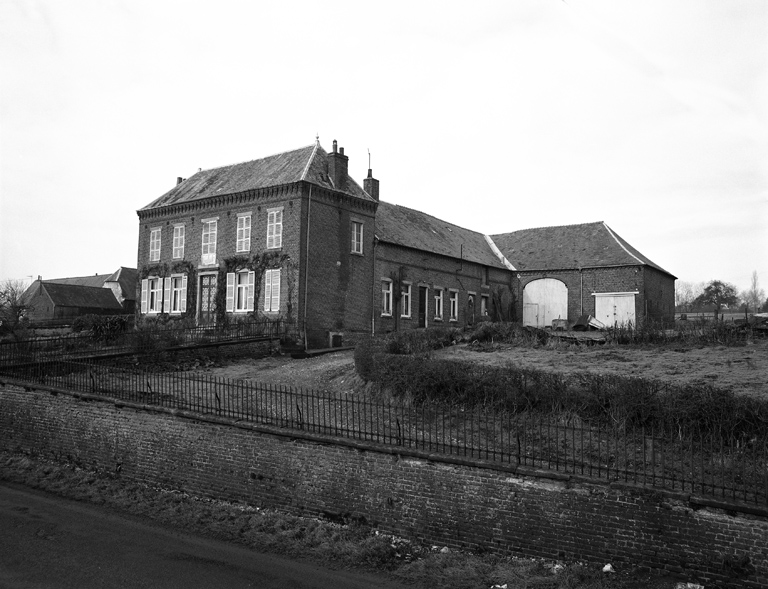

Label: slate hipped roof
[490,222,676,278]
[375,201,507,269]
[141,143,375,211]
[36,283,124,310]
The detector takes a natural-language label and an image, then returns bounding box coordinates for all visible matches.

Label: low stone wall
[1,382,766,587]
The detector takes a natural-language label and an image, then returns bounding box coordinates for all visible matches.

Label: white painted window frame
[263,268,281,313]
[381,279,392,316]
[449,289,459,322]
[351,221,363,255]
[236,213,252,253]
[434,288,443,321]
[149,228,161,262]
[169,274,187,314]
[172,224,185,259]
[201,218,218,265]
[266,208,283,249]
[148,277,162,313]
[401,282,412,319]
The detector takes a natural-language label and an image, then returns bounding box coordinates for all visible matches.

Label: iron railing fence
[0,319,286,362]
[2,358,765,506]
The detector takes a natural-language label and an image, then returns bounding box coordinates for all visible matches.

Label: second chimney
[328,139,348,191]
[364,169,379,201]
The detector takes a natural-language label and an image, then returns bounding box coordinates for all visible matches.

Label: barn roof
[104,267,138,301]
[46,274,111,288]
[375,201,507,268]
[140,143,374,211]
[40,283,123,310]
[490,222,675,278]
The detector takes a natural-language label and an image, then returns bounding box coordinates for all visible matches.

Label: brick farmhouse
[136,140,675,348]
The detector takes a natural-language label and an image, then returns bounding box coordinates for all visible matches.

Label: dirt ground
[199,338,768,397]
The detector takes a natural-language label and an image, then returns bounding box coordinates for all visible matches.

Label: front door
[198,274,217,326]
[418,287,428,328]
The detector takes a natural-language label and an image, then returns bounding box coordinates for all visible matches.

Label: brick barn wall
[517,266,676,325]
[1,383,765,588]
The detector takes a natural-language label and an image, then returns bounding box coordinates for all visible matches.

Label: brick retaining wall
[1,383,765,587]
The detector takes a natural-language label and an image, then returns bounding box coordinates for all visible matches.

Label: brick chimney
[328,139,348,191]
[364,168,379,201]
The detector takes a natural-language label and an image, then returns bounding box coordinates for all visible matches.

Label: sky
[1,0,766,295]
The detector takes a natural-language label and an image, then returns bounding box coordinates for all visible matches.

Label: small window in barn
[149,228,161,262]
[401,283,412,318]
[381,280,392,316]
[481,295,489,317]
[449,290,459,321]
[434,288,444,320]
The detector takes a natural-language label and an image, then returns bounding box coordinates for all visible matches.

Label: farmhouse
[135,140,675,348]
[22,267,137,323]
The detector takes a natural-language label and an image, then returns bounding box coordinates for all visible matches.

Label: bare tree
[675,281,704,313]
[740,271,766,313]
[0,279,32,337]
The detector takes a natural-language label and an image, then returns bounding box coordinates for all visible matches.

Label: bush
[361,348,768,441]
[72,314,131,342]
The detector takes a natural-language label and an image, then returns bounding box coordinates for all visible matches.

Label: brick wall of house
[300,185,376,349]
[136,186,305,337]
[374,243,509,333]
[1,384,765,588]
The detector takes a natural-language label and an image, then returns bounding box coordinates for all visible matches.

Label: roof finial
[315,133,320,145]
[368,148,371,170]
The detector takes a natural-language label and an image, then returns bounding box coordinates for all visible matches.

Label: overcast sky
[1,0,766,294]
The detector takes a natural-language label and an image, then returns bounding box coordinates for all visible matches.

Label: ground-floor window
[226,271,255,312]
[264,268,280,313]
[401,283,412,318]
[170,275,187,313]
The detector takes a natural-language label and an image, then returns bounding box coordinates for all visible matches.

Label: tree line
[675,271,767,315]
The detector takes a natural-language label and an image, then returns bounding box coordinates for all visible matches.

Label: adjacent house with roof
[135,139,675,348]
[22,267,137,323]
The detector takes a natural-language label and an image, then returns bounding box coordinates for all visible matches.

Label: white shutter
[163,278,171,313]
[226,273,235,312]
[246,271,255,311]
[141,279,148,314]
[180,275,187,313]
[271,269,280,312]
[263,270,272,311]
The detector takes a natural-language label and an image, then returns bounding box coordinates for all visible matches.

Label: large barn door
[594,293,636,327]
[522,279,568,328]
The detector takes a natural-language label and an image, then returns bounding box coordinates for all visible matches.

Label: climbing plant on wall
[216,252,294,326]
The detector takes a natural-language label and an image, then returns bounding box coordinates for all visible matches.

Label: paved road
[0,482,404,589]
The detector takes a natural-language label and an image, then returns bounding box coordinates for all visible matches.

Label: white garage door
[594,293,636,327]
[522,279,568,328]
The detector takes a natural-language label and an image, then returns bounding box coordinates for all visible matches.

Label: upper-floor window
[201,219,218,265]
[266,208,283,249]
[401,283,412,318]
[434,289,444,320]
[264,268,281,312]
[351,221,363,254]
[449,290,459,321]
[149,228,161,262]
[381,280,392,316]
[172,225,185,259]
[236,214,251,253]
